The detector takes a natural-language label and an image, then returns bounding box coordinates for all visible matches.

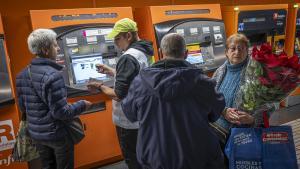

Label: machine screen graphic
[186,44,204,64]
[71,56,107,84]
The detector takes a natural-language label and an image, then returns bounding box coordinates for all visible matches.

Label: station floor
[96,104,300,169]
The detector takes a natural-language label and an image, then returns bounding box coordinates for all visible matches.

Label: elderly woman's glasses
[228,46,247,52]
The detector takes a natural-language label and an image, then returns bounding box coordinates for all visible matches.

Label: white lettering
[0,154,13,166]
[235,160,262,169]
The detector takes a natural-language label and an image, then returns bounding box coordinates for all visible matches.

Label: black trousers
[116,126,142,169]
[35,137,74,169]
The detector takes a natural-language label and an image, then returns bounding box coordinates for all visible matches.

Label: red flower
[288,55,300,71]
[266,69,279,82]
[278,52,289,67]
[252,46,268,63]
[260,44,272,55]
[259,77,271,86]
[265,54,281,68]
[251,43,300,93]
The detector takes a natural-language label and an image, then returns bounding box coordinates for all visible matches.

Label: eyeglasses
[228,46,247,52]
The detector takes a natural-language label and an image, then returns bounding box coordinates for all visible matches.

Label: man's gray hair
[160,33,186,58]
[27,29,57,55]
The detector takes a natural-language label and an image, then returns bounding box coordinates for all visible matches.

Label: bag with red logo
[225,126,298,169]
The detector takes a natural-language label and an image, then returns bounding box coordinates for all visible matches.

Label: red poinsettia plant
[236,43,300,113]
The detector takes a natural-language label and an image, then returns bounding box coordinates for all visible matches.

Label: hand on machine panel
[87,78,103,94]
[82,100,92,110]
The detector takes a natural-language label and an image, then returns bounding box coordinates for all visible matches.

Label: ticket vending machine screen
[55,26,119,93]
[155,20,227,72]
[71,56,108,85]
[185,44,205,65]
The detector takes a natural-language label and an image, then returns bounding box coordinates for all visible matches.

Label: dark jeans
[35,137,74,169]
[116,126,141,169]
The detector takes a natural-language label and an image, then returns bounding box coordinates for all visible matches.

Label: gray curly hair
[27,29,57,55]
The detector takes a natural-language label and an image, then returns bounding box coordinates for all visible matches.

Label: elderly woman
[211,33,277,147]
[16,29,91,169]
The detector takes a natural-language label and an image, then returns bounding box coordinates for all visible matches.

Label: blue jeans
[35,137,74,169]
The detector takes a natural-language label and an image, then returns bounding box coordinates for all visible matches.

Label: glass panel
[0,38,14,105]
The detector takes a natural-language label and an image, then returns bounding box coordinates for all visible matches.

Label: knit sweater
[213,59,247,131]
[219,60,247,108]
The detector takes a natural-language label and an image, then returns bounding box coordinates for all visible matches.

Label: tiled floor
[270,104,300,125]
[97,161,128,169]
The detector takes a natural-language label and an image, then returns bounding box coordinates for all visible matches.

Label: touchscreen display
[186,44,204,64]
[71,56,108,84]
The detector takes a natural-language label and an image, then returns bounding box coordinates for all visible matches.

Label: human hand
[87,81,102,94]
[223,108,240,125]
[236,111,254,125]
[83,100,92,110]
[96,64,115,76]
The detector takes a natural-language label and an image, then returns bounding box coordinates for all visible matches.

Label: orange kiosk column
[221,4,288,53]
[284,4,300,107]
[134,4,227,75]
[0,15,27,169]
[29,8,134,168]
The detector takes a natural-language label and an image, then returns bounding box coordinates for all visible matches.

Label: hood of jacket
[129,40,154,56]
[139,59,206,100]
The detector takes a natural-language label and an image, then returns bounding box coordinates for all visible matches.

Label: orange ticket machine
[134,4,227,74]
[29,8,133,168]
[0,15,27,169]
[222,4,288,54]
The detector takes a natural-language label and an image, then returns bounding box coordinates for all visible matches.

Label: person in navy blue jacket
[122,33,226,169]
[16,29,92,169]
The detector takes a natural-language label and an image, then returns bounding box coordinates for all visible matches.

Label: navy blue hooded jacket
[16,58,86,141]
[122,59,226,169]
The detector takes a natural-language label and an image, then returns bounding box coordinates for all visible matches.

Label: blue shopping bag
[225,126,298,169]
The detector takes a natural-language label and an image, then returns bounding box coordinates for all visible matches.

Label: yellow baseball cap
[107,18,138,39]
